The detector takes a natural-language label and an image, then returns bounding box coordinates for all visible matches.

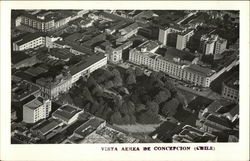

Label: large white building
[23,97,51,123]
[158,26,182,46]
[69,54,108,83]
[200,34,227,56]
[13,33,45,51]
[128,41,238,87]
[176,29,194,50]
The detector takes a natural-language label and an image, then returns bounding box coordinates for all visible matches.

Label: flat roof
[14,32,44,46]
[52,104,80,122]
[11,51,31,64]
[74,117,105,137]
[69,54,106,75]
[12,80,40,101]
[32,118,62,135]
[184,64,214,77]
[24,97,44,110]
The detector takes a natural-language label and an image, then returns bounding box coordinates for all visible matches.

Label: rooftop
[11,51,31,64]
[74,117,105,137]
[223,72,239,90]
[119,22,140,35]
[178,29,194,36]
[31,118,62,135]
[137,40,159,52]
[205,114,233,129]
[12,80,40,101]
[184,64,215,77]
[14,32,44,46]
[69,54,106,75]
[52,104,81,122]
[24,97,44,110]
[48,48,74,60]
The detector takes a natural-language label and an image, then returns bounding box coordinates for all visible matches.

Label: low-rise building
[52,104,83,124]
[69,54,107,83]
[23,97,51,123]
[13,33,45,51]
[221,72,239,102]
[172,125,217,143]
[11,51,39,69]
[116,22,140,42]
[31,118,64,137]
[196,113,233,133]
[12,80,41,102]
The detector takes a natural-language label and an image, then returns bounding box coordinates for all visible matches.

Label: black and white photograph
[0,1,249,161]
[10,9,240,144]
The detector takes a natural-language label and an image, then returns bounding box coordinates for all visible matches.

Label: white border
[1,1,249,161]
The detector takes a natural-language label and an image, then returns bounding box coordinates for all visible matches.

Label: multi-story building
[158,26,183,46]
[106,41,133,63]
[23,97,51,123]
[69,54,107,84]
[129,42,216,87]
[221,72,239,102]
[19,11,71,32]
[176,29,194,50]
[199,34,218,55]
[36,72,72,99]
[116,23,140,43]
[200,34,227,56]
[12,33,45,51]
[214,37,227,58]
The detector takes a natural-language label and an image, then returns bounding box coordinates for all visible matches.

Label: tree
[161,98,180,117]
[135,104,146,113]
[87,76,97,88]
[82,87,94,103]
[135,67,144,76]
[90,101,100,114]
[126,73,136,85]
[137,110,160,124]
[154,90,171,104]
[110,112,122,124]
[146,101,159,114]
[91,84,103,97]
[104,80,114,89]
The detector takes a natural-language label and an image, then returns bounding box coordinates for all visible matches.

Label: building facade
[129,45,216,87]
[69,54,108,84]
[36,73,72,99]
[13,33,46,51]
[221,72,239,102]
[158,26,182,46]
[23,97,51,123]
[176,30,194,50]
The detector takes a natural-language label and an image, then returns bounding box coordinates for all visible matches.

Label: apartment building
[176,29,194,50]
[13,33,45,51]
[158,26,183,46]
[23,97,51,123]
[20,11,71,32]
[200,34,227,56]
[129,42,216,87]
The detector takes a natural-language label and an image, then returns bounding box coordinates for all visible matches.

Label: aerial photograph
[11,9,239,144]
